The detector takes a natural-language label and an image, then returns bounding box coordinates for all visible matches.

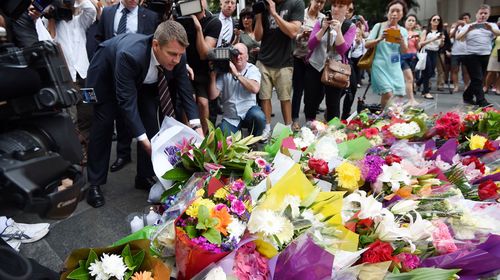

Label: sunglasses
[432,18,441,22]
[348,8,354,12]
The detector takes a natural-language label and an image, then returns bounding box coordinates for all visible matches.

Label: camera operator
[46,0,96,165]
[253,0,304,140]
[182,0,221,134]
[208,43,265,136]
[85,21,202,208]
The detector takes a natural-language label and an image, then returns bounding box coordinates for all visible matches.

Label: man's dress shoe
[87,185,105,208]
[134,176,156,191]
[110,157,131,172]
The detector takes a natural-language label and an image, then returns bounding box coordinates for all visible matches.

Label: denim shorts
[401,53,417,71]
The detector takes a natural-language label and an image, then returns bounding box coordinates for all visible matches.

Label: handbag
[321,27,351,88]
[415,49,427,71]
[357,83,382,114]
[357,23,382,70]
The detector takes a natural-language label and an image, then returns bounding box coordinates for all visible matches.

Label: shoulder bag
[357,23,382,70]
[321,25,351,88]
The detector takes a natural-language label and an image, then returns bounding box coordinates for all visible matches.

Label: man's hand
[28,5,42,20]
[139,138,152,156]
[266,0,277,16]
[195,127,204,137]
[229,61,238,77]
[186,64,194,80]
[191,15,202,32]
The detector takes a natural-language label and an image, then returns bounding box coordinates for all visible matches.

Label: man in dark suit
[94,0,160,174]
[85,20,202,208]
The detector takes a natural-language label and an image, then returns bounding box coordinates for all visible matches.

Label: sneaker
[0,218,50,247]
[463,99,476,106]
[260,126,271,143]
[476,100,492,108]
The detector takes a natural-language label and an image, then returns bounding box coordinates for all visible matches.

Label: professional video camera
[0,14,85,220]
[207,40,240,73]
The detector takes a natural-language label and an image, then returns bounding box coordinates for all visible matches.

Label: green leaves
[162,167,191,181]
[385,268,461,280]
[67,260,89,280]
[194,205,222,245]
[202,228,222,245]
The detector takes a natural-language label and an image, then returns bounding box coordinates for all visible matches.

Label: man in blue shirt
[208,43,265,136]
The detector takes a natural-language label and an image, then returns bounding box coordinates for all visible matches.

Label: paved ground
[11,82,500,273]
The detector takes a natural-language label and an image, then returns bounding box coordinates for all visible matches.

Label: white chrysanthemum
[294,127,315,149]
[248,209,284,236]
[275,217,294,244]
[88,260,109,280]
[279,195,301,218]
[100,253,127,280]
[227,217,246,243]
[206,266,227,280]
[313,136,339,161]
[389,122,420,138]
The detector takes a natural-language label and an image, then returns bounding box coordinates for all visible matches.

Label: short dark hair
[459,12,471,19]
[238,7,255,31]
[330,0,353,6]
[387,0,408,17]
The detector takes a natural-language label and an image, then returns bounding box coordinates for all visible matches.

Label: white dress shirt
[217,13,233,46]
[54,0,96,81]
[113,4,139,35]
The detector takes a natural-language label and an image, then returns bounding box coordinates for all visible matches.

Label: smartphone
[80,88,98,103]
[476,23,486,29]
[32,0,53,13]
[325,11,332,21]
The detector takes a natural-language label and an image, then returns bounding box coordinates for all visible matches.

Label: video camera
[0,20,85,219]
[207,40,240,73]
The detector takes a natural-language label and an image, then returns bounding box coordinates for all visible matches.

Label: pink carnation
[396,253,420,271]
[230,199,246,216]
[231,179,245,192]
[432,221,458,254]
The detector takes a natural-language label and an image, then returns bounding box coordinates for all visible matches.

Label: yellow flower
[214,188,229,199]
[335,161,361,191]
[131,271,154,280]
[185,198,215,218]
[469,134,487,150]
[195,189,205,198]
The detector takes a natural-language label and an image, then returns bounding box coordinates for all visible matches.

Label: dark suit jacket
[86,34,199,138]
[96,4,160,42]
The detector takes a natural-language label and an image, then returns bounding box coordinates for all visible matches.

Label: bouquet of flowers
[174,178,252,280]
[61,239,170,280]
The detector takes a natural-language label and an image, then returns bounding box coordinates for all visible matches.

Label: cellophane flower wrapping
[273,234,334,280]
[420,234,500,279]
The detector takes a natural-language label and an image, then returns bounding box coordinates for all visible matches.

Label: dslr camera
[252,0,268,14]
[40,0,75,21]
[208,40,240,73]
[0,21,85,219]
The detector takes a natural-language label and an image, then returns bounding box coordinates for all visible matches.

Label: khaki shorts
[256,61,293,101]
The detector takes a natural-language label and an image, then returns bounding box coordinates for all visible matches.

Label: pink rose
[432,221,457,254]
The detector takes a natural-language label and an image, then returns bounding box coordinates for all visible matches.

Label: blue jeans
[219,106,266,136]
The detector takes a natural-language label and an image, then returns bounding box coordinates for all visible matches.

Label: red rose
[424,149,434,159]
[361,240,395,264]
[478,180,499,200]
[385,154,402,165]
[356,218,374,234]
[484,140,497,152]
[308,158,330,176]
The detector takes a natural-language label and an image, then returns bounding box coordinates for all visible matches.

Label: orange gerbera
[211,205,232,236]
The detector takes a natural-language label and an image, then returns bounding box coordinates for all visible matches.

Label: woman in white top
[456,4,500,107]
[449,13,471,93]
[417,14,444,100]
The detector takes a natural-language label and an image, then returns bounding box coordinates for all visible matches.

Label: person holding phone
[400,14,419,106]
[457,4,500,107]
[291,0,325,131]
[365,0,408,109]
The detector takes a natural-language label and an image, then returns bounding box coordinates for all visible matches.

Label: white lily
[374,208,411,242]
[406,211,434,242]
[342,191,383,221]
[391,200,420,215]
[377,163,412,192]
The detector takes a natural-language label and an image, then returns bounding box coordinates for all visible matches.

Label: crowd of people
[2,0,499,208]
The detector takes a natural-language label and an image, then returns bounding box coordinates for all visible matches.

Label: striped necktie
[157,66,175,117]
[221,18,232,44]
[117,8,129,35]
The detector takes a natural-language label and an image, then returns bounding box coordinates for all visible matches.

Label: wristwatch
[191,124,202,130]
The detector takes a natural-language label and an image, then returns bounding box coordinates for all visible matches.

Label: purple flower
[214,203,228,211]
[230,199,246,216]
[191,236,223,253]
[164,146,181,165]
[226,194,236,202]
[362,155,385,183]
[231,180,245,192]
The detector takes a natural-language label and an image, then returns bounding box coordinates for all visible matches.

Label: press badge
[391,53,400,63]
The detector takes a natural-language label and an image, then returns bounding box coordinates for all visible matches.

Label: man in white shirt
[457,4,500,107]
[208,43,265,136]
[216,0,237,46]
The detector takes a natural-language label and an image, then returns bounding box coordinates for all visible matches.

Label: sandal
[422,93,434,99]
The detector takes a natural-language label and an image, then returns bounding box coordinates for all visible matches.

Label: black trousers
[115,112,132,160]
[291,56,307,120]
[87,83,160,186]
[462,54,489,103]
[303,64,343,121]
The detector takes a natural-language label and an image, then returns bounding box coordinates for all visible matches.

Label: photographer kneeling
[208,43,265,136]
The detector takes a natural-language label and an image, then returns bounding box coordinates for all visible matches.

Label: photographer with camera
[208,43,265,136]
[253,0,304,140]
[85,21,202,208]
